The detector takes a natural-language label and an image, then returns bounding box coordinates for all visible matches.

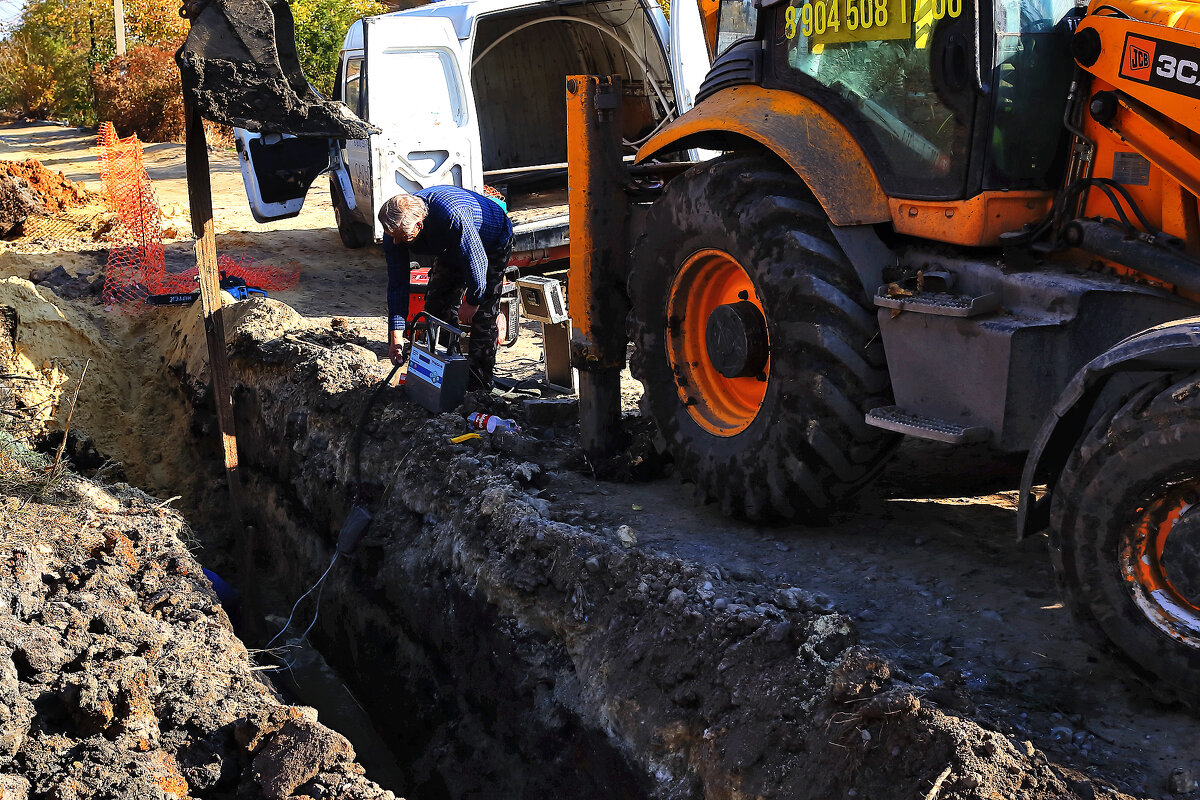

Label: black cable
[351,363,402,504]
[1092,177,1159,234]
[493,375,543,393]
[1091,181,1136,232]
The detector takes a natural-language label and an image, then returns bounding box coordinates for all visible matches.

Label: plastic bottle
[467,412,521,434]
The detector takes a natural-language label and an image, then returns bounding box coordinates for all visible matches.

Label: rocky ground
[0,469,395,799]
[0,120,1198,800]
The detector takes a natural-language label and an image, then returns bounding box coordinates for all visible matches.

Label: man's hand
[388,328,409,366]
[458,302,478,325]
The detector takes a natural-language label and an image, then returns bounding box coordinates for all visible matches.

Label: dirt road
[1,120,1198,799]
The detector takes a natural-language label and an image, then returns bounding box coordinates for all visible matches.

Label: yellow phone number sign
[784,0,961,45]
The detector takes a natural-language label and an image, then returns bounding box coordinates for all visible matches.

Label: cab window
[717,0,758,55]
[984,0,1075,188]
[344,57,363,117]
[772,0,979,199]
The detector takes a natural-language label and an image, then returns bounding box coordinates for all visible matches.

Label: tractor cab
[710,0,1079,203]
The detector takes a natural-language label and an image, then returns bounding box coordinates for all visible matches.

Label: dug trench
[4,245,1200,799]
[78,294,1153,800]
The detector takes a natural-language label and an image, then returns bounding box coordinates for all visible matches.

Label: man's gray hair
[378,194,427,241]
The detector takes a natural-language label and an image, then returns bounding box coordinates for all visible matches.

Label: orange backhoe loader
[563,0,1200,704]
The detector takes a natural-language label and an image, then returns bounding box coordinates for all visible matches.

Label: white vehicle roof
[343,0,667,50]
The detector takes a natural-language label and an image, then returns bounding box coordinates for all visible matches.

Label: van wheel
[1050,372,1200,707]
[627,154,896,520]
[330,176,373,249]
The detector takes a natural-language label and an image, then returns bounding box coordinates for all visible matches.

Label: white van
[236,0,710,265]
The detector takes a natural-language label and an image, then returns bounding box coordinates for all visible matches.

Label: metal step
[865,405,989,444]
[874,287,1000,318]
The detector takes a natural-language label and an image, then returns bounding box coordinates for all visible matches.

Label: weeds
[1,364,77,502]
[0,428,70,500]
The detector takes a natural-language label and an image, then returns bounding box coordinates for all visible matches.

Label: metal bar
[485,156,638,179]
[484,162,569,177]
[566,75,629,460]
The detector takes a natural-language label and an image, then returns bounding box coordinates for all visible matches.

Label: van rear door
[234,130,334,223]
[363,15,483,239]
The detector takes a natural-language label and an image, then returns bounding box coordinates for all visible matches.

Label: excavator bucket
[176,0,376,139]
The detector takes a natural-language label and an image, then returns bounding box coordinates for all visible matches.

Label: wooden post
[114,0,125,56]
[184,99,257,632]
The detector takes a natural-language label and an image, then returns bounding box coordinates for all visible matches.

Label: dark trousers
[424,238,512,389]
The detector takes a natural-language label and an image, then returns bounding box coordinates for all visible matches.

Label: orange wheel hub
[666,249,769,437]
[1122,484,1200,645]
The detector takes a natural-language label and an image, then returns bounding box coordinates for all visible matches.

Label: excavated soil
[0,159,99,238]
[2,120,1199,800]
[173,301,1144,800]
[0,477,395,800]
[0,161,97,214]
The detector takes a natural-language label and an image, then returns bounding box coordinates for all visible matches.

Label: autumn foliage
[0,0,386,141]
[0,0,187,137]
[93,46,184,142]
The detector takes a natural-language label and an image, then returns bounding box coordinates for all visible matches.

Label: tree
[93,45,184,141]
[288,0,386,98]
[0,0,186,127]
[0,0,375,136]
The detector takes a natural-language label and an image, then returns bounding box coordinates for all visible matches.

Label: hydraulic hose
[1064,219,1200,297]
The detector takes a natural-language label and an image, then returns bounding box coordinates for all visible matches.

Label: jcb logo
[1119,32,1200,100]
[1129,46,1150,72]
[1121,35,1155,81]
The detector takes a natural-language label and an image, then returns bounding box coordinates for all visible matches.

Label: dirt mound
[0,474,396,799]
[0,174,44,238]
[0,277,128,445]
[0,160,97,213]
[0,160,99,238]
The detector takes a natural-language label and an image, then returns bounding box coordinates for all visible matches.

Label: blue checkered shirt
[384,186,513,332]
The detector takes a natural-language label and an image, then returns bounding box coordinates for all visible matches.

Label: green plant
[0,26,95,124]
[0,429,70,500]
[288,0,387,98]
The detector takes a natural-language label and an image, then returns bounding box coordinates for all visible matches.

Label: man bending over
[379,187,514,390]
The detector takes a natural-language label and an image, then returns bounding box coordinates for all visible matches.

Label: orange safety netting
[97,122,300,308]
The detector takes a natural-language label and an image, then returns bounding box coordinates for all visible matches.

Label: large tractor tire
[627,154,896,520]
[330,176,374,249]
[1050,372,1200,705]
